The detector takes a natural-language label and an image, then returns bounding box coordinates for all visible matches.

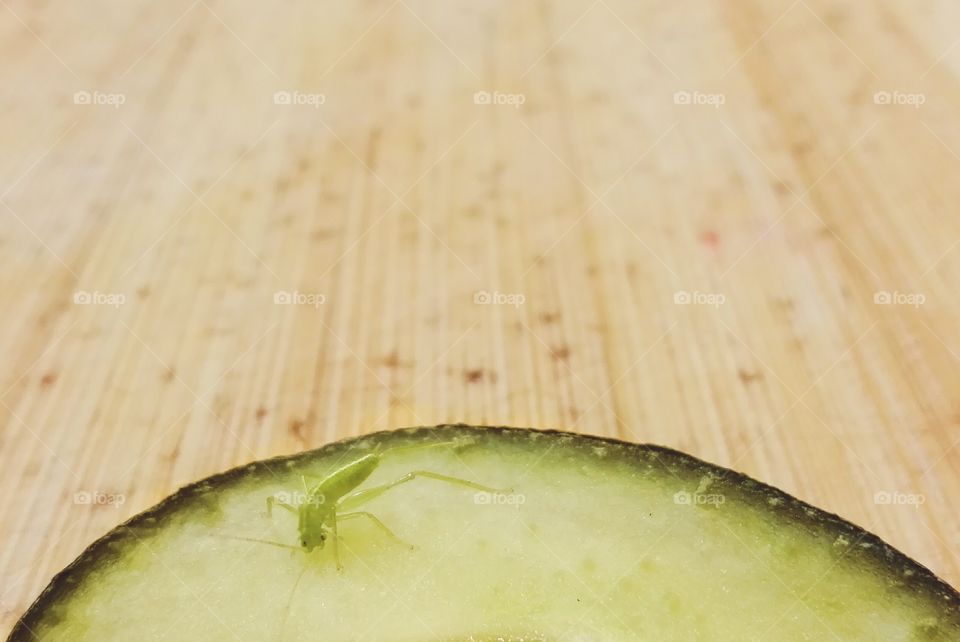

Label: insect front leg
[266,495,297,518]
[337,511,414,549]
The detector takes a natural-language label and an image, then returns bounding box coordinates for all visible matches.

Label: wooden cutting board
[2,0,959,635]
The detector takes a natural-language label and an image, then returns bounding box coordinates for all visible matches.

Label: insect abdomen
[318,454,380,503]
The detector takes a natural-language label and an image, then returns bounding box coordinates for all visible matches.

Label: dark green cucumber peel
[8,425,960,641]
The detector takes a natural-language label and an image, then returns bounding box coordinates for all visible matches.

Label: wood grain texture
[1,0,959,635]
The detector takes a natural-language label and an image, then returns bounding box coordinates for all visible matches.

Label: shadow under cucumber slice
[9,425,960,641]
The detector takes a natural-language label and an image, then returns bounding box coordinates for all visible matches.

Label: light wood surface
[2,0,959,635]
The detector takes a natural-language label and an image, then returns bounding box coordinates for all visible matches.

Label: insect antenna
[277,564,310,641]
[212,534,302,552]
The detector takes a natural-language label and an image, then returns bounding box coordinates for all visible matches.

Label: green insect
[233,441,507,571]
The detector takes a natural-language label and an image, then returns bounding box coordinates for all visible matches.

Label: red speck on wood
[699,230,720,249]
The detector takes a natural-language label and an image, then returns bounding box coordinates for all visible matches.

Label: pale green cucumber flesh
[9,425,960,641]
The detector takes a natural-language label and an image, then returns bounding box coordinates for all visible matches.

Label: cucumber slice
[9,425,959,641]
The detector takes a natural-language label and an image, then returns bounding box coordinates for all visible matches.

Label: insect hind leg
[337,470,506,511]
